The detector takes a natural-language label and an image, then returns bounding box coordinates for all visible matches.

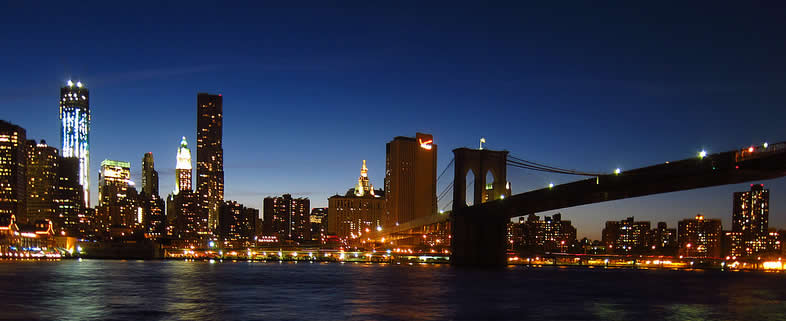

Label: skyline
[3,3,786,239]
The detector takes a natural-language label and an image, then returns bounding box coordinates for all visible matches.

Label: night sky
[3,2,785,239]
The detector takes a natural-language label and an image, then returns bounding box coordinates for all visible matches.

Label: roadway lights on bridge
[764,142,769,149]
[748,146,755,153]
[500,195,505,200]
[548,183,554,189]
[614,168,621,175]
[699,150,707,159]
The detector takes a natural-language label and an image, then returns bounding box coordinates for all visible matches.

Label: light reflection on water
[0,260,785,320]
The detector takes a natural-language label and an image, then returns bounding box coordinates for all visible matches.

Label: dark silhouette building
[196,93,224,231]
[310,207,327,244]
[54,157,84,236]
[141,152,159,197]
[219,201,257,248]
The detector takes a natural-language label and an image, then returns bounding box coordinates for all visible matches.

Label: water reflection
[0,261,785,320]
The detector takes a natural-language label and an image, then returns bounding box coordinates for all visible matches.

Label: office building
[0,120,26,218]
[384,133,437,227]
[196,93,224,230]
[54,157,84,236]
[310,207,327,244]
[328,161,386,242]
[98,159,137,230]
[678,214,722,257]
[175,136,192,194]
[733,184,769,255]
[263,194,310,242]
[59,80,90,206]
[25,140,58,224]
[167,190,205,247]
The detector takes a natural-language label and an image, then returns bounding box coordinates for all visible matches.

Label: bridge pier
[450,204,509,266]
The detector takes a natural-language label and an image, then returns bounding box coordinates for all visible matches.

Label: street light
[699,150,707,159]
[614,168,621,175]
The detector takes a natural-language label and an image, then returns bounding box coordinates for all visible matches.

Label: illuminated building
[98,159,138,231]
[678,214,722,258]
[649,222,677,255]
[722,231,744,258]
[507,213,576,253]
[141,152,159,197]
[263,194,310,242]
[196,93,224,230]
[25,140,58,224]
[59,80,90,206]
[54,157,84,236]
[310,207,327,244]
[218,201,257,248]
[0,120,26,218]
[167,190,205,247]
[384,133,437,227]
[175,136,192,194]
[328,161,385,243]
[602,217,651,254]
[733,184,769,255]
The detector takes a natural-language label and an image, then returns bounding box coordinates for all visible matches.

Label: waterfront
[1,261,786,320]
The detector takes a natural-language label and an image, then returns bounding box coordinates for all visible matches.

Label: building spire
[355,160,371,196]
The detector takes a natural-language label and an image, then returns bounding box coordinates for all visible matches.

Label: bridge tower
[451,148,510,266]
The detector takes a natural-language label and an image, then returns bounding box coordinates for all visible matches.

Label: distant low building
[602,217,650,254]
[508,213,577,254]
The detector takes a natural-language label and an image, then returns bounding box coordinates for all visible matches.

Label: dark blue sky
[3,2,785,238]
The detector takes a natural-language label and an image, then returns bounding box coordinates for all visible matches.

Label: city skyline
[3,3,786,239]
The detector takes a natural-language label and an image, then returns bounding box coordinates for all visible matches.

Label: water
[1,260,786,320]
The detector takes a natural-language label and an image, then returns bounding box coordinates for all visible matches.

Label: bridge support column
[450,205,508,266]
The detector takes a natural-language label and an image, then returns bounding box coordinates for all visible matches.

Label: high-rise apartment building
[219,201,257,248]
[733,184,769,255]
[25,140,58,224]
[384,133,437,227]
[263,194,310,242]
[678,214,722,257]
[175,136,192,194]
[0,120,27,218]
[602,217,651,254]
[507,213,577,253]
[196,93,224,230]
[310,207,328,244]
[54,157,84,236]
[167,190,205,247]
[59,80,90,206]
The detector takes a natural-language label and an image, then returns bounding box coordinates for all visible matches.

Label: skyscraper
[175,136,192,194]
[54,157,84,236]
[384,133,437,227]
[141,152,159,197]
[59,80,90,206]
[733,184,770,255]
[0,120,27,218]
[98,159,137,229]
[196,93,224,230]
[26,140,58,224]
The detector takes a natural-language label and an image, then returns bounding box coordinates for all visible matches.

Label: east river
[1,260,786,320]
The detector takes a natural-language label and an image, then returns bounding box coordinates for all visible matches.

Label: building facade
[54,157,84,236]
[59,80,90,206]
[507,213,577,253]
[732,184,769,255]
[167,190,205,247]
[602,217,651,254]
[384,133,437,227]
[310,207,327,244]
[0,120,26,219]
[263,194,310,242]
[25,140,58,224]
[98,159,137,231]
[218,201,256,248]
[678,214,722,258]
[196,93,224,230]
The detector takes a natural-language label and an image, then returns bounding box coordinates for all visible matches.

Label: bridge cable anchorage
[507,155,606,176]
[436,157,455,183]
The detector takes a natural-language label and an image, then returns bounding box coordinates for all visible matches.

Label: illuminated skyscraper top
[355,160,374,197]
[175,136,192,194]
[196,93,224,230]
[59,80,90,206]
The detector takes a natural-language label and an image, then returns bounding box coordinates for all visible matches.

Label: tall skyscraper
[54,157,84,236]
[384,133,437,227]
[59,80,90,206]
[196,93,224,230]
[26,140,58,224]
[0,120,27,218]
[175,136,192,194]
[733,184,770,255]
[263,194,310,242]
[141,152,159,197]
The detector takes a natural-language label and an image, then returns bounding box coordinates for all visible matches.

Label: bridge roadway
[452,142,786,266]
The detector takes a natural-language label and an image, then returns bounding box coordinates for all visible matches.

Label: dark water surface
[1,260,785,320]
